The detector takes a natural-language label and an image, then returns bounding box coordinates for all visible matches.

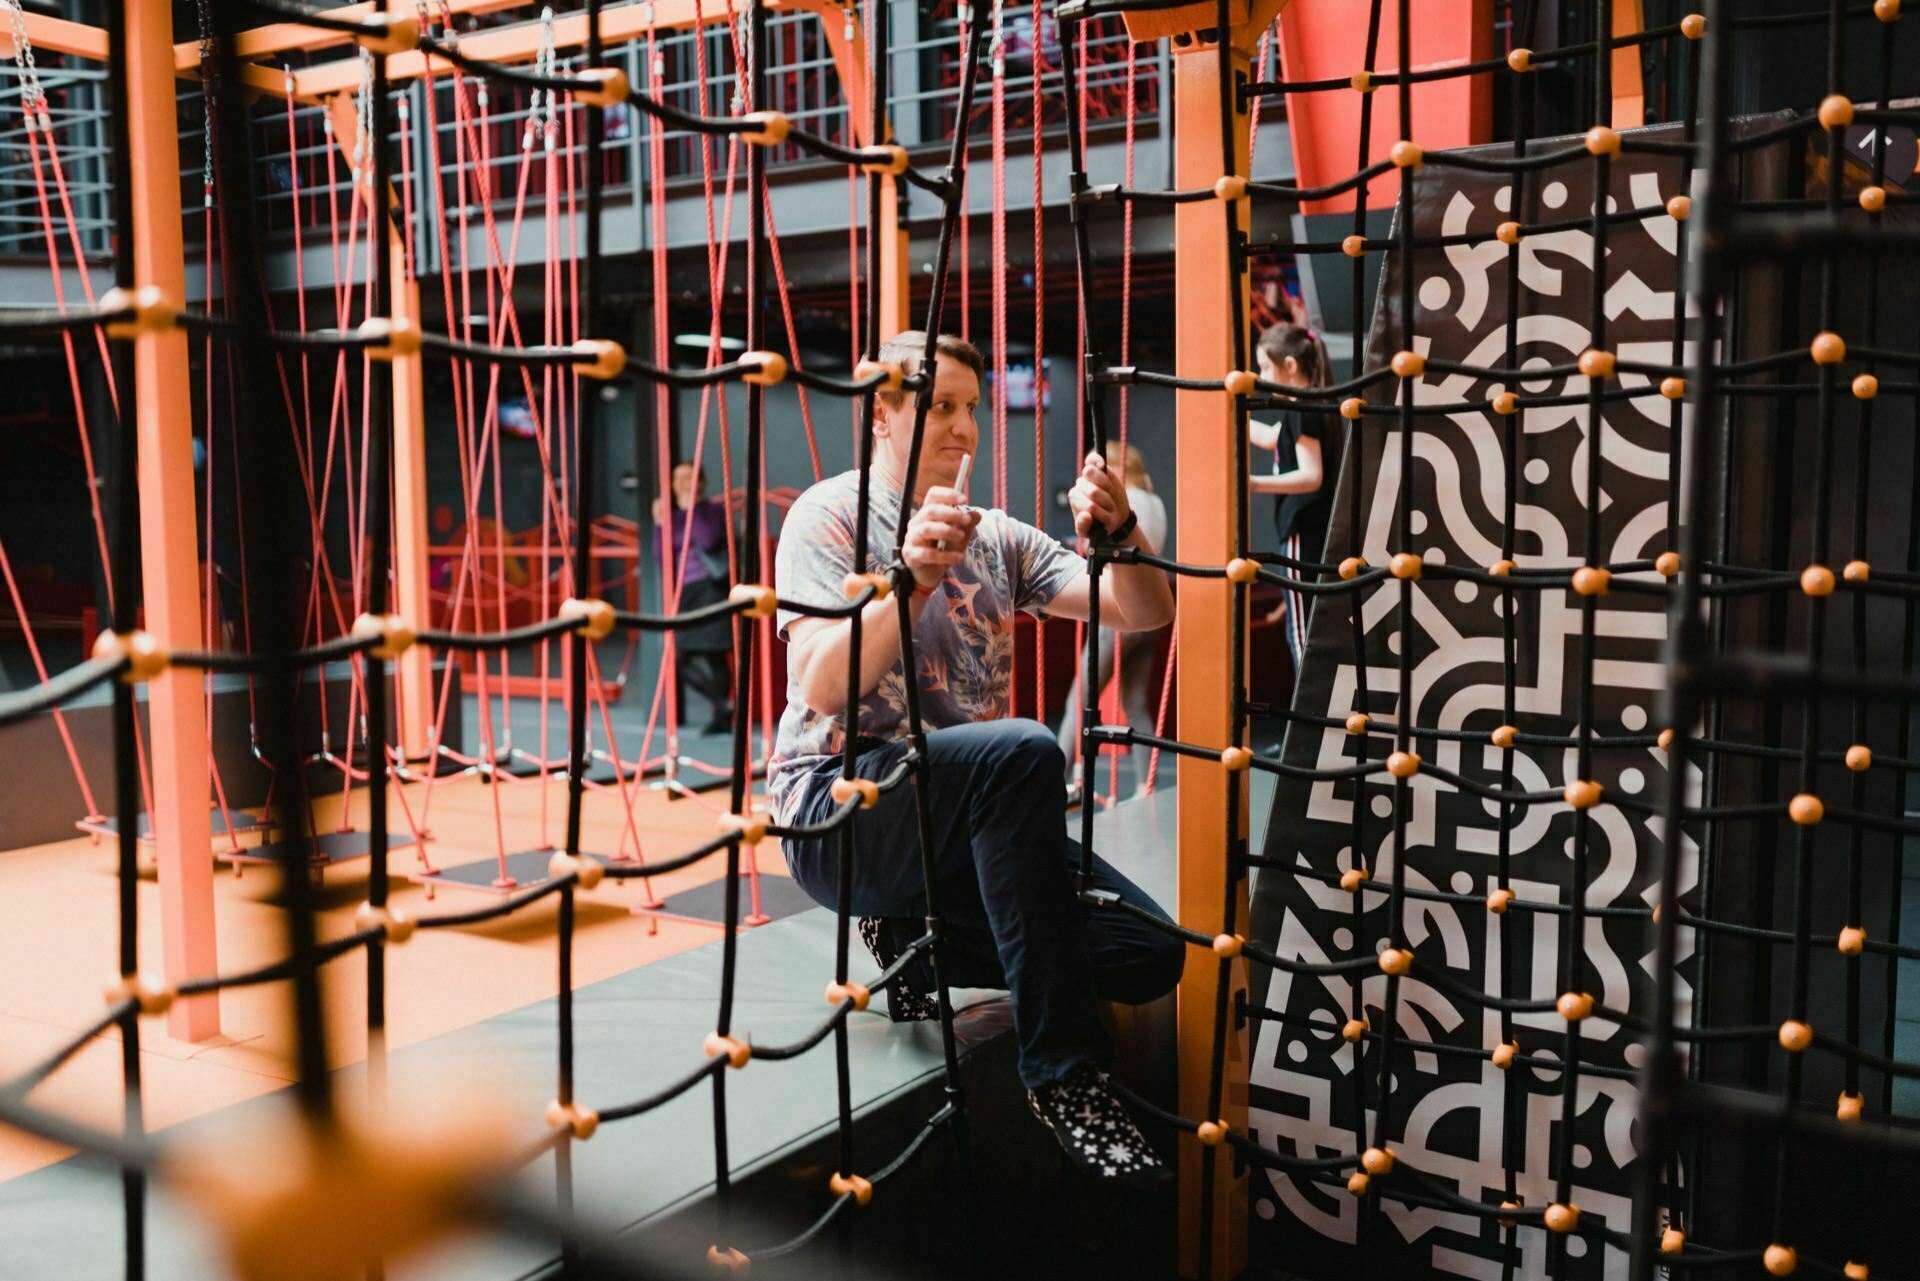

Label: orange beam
[126,0,220,1041]
[195,0,529,71]
[1611,0,1646,127]
[286,0,854,99]
[1171,38,1250,1281]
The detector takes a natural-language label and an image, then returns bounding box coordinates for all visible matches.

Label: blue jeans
[781,718,1186,1087]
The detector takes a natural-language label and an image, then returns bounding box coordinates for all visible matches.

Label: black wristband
[1094,509,1139,547]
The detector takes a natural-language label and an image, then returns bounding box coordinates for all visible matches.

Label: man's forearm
[801,589,931,710]
[1107,528,1174,630]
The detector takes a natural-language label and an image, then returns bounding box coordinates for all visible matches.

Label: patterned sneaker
[1026,1063,1167,1183]
[857,915,939,1023]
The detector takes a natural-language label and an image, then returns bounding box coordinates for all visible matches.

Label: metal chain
[990,0,1006,77]
[3,0,44,114]
[196,0,216,207]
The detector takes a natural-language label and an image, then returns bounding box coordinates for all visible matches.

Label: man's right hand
[902,485,981,591]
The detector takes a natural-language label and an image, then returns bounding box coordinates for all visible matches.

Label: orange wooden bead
[1656,551,1682,576]
[1390,140,1423,168]
[1212,175,1248,202]
[1386,751,1420,778]
[1391,350,1426,378]
[350,612,416,660]
[1498,1199,1524,1227]
[1487,888,1514,915]
[1564,779,1603,810]
[1506,47,1533,72]
[830,1171,874,1206]
[1662,1228,1687,1254]
[825,980,871,1011]
[1213,933,1244,958]
[1818,95,1854,130]
[1557,991,1594,1021]
[1572,566,1611,597]
[730,583,779,618]
[720,811,771,844]
[1491,725,1518,749]
[1196,1120,1227,1146]
[1845,744,1872,771]
[842,571,892,600]
[1585,125,1621,156]
[1578,350,1616,380]
[829,776,881,808]
[354,903,416,945]
[708,1245,750,1272]
[1346,713,1372,736]
[1853,373,1880,400]
[704,1032,752,1068]
[92,629,167,684]
[1361,1146,1395,1175]
[1789,793,1824,826]
[1875,0,1900,19]
[1811,332,1847,365]
[1341,1018,1367,1043]
[1346,1171,1371,1196]
[545,1100,600,1141]
[1223,369,1260,397]
[569,66,629,108]
[1220,746,1253,772]
[1680,12,1707,37]
[1340,867,1370,892]
[1226,557,1260,584]
[1342,234,1367,258]
[1489,559,1516,577]
[1843,560,1870,583]
[1765,1245,1799,1277]
[1845,1263,1869,1281]
[1492,391,1519,415]
[547,852,605,891]
[1658,728,1676,751]
[1667,195,1693,221]
[1341,396,1366,419]
[741,350,789,385]
[1545,1203,1581,1233]
[1801,565,1835,597]
[1861,186,1888,214]
[1339,557,1367,580]
[1378,947,1413,975]
[1389,552,1423,580]
[1660,375,1687,399]
[1778,1020,1812,1052]
[1491,1042,1517,1069]
[1838,926,1866,956]
[1837,1091,1864,1121]
[1349,70,1375,93]
[1496,221,1523,245]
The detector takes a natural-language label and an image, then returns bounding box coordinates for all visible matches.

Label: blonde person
[1056,442,1169,801]
[1248,322,1333,669]
[771,332,1181,1183]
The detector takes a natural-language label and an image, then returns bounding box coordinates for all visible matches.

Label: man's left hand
[1070,451,1132,540]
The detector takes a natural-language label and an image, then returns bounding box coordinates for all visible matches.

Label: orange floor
[0,769,789,1181]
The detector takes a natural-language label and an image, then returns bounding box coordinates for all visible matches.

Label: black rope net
[1059,0,1920,1279]
[6,0,1920,1277]
[0,0,993,1274]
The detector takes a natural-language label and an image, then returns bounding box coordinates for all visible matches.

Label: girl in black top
[1248,323,1332,669]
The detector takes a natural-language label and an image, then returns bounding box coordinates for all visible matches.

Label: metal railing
[0,60,113,260]
[2,5,1159,264]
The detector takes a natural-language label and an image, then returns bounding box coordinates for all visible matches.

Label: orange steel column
[126,0,218,1040]
[390,272,434,760]
[1171,36,1249,1281]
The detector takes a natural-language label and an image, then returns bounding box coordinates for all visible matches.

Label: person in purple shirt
[653,461,735,735]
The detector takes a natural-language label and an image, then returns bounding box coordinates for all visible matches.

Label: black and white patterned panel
[1247,123,1709,1281]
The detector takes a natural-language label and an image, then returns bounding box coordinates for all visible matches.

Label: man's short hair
[874,331,985,410]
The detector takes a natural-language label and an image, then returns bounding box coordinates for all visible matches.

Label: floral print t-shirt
[769,469,1085,822]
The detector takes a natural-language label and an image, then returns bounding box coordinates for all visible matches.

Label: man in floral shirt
[772,331,1180,1183]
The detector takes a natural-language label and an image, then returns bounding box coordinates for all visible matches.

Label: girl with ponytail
[1249,322,1334,671]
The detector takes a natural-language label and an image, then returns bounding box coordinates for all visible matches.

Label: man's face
[879,359,980,495]
[672,463,700,507]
